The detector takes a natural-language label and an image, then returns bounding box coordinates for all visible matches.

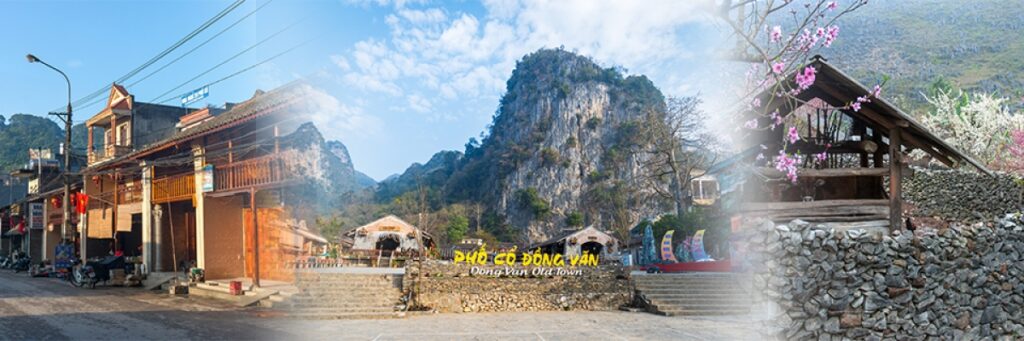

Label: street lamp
[27,53,73,244]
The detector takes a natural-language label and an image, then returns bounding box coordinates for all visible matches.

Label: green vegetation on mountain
[829,0,1024,114]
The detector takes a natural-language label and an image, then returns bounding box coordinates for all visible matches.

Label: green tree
[446,214,469,243]
[516,187,550,219]
[565,211,584,227]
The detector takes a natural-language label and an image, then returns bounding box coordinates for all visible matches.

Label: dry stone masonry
[903,167,1023,222]
[747,215,1024,340]
[407,261,630,313]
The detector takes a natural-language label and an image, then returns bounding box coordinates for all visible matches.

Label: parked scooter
[70,255,124,289]
[12,253,31,273]
[2,250,30,272]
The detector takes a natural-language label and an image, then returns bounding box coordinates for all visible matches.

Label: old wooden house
[80,82,318,286]
[739,56,990,230]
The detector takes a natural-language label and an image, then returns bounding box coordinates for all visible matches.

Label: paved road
[1,270,766,340]
[266,311,766,340]
[0,270,292,340]
[271,272,769,340]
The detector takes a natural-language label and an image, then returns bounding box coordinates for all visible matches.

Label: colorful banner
[29,202,44,230]
[691,229,708,261]
[660,230,677,262]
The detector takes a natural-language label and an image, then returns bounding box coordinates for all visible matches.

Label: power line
[52,0,245,114]
[149,19,303,104]
[156,37,314,105]
[69,0,274,118]
[128,0,272,89]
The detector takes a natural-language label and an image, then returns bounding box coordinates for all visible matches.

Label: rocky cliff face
[287,123,375,205]
[444,48,671,242]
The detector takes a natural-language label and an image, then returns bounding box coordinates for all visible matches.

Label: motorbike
[2,250,30,272]
[71,255,124,289]
[12,253,31,273]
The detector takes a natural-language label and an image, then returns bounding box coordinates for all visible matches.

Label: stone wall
[406,261,631,313]
[903,167,1022,222]
[747,216,1024,340]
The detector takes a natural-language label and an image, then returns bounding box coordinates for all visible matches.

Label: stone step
[285,298,399,306]
[275,300,398,308]
[282,311,404,320]
[283,306,398,313]
[655,308,752,316]
[647,298,752,307]
[296,282,399,288]
[636,288,748,295]
[643,295,751,303]
[651,301,749,311]
[290,297,400,304]
[296,291,402,297]
[296,276,403,282]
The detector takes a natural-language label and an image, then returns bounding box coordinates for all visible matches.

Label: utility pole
[27,54,73,243]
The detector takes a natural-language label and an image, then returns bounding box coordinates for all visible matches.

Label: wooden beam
[755,167,889,179]
[889,127,903,231]
[739,199,889,211]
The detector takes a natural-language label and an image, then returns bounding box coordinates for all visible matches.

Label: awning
[294,228,328,244]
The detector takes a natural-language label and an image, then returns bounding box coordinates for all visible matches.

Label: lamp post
[27,54,73,244]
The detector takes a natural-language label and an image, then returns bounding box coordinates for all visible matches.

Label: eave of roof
[750,56,991,176]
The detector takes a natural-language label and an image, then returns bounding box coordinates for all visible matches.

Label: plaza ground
[0,271,763,340]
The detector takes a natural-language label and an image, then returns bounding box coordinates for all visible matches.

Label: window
[691,177,719,200]
[117,123,130,146]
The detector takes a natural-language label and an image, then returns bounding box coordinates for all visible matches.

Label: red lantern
[51,196,62,209]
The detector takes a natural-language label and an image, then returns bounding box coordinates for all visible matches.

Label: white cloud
[333,0,719,120]
[406,93,432,113]
[300,84,383,139]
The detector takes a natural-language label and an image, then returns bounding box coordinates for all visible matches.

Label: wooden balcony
[153,173,195,204]
[88,145,132,165]
[214,154,297,192]
[116,179,143,204]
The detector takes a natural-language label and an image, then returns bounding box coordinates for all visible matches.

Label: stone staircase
[270,271,406,319]
[633,272,753,316]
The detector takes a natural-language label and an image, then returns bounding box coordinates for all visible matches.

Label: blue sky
[1,0,726,180]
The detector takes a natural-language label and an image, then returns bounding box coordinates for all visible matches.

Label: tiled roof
[85,81,306,171]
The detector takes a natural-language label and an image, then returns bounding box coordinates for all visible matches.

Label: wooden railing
[152,173,195,204]
[214,154,296,192]
[88,145,132,165]
[116,179,143,204]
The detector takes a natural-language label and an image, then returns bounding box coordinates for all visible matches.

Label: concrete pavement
[0,270,292,340]
[1,270,766,340]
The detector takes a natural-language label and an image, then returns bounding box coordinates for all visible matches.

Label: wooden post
[873,130,884,168]
[112,173,118,253]
[250,188,260,288]
[889,128,902,231]
[273,125,280,154]
[853,122,868,168]
[87,126,94,154]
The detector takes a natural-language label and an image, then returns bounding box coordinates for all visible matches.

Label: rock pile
[748,214,1024,340]
[407,261,630,313]
[902,167,1022,222]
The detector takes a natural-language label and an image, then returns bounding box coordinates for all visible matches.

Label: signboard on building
[29,148,52,160]
[27,178,39,195]
[201,164,214,192]
[180,85,210,107]
[29,202,44,230]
